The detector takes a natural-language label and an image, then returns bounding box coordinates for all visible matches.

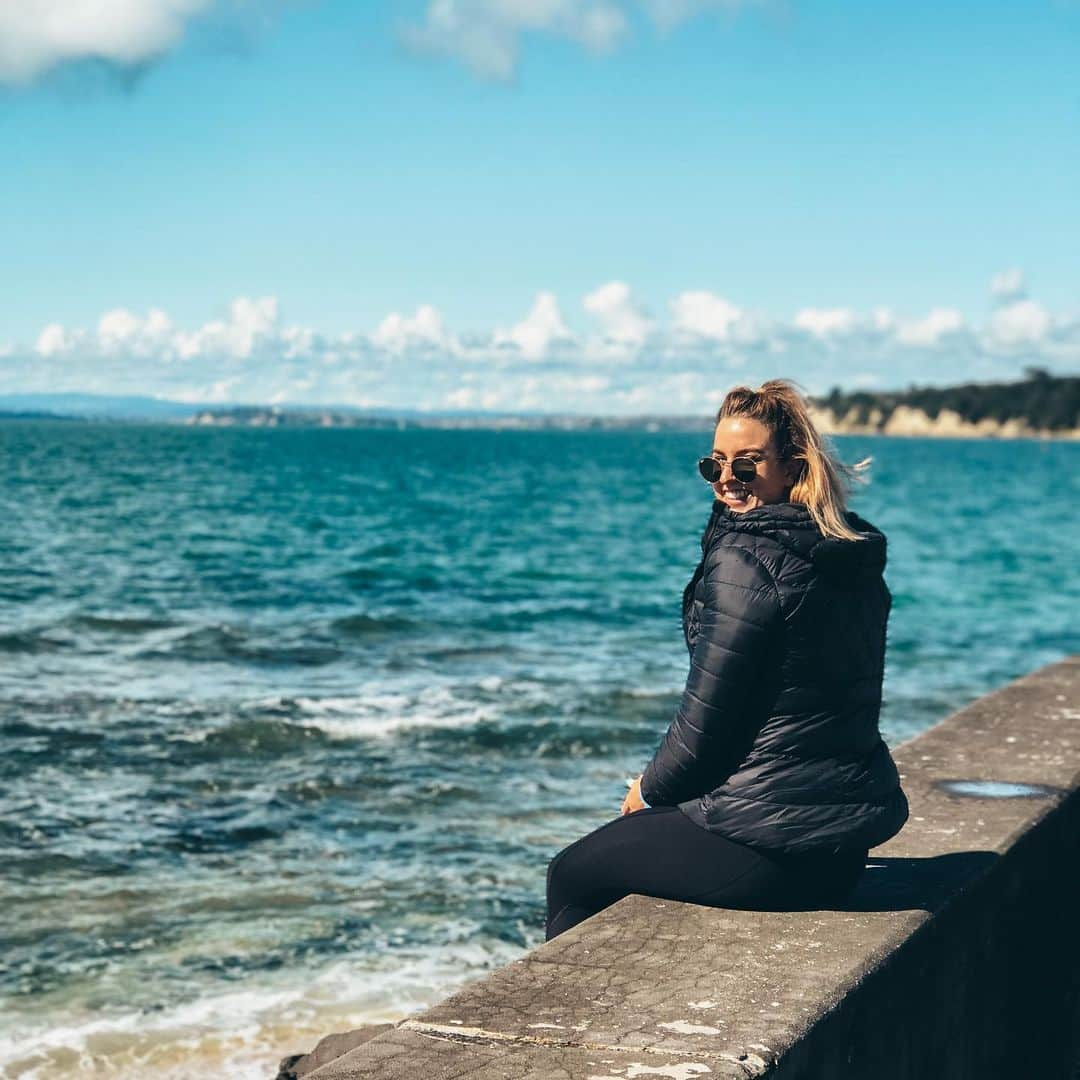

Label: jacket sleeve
[639,542,783,807]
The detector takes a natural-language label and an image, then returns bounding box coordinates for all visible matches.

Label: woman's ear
[783,456,803,488]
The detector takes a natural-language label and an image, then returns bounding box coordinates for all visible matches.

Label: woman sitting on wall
[545,379,909,940]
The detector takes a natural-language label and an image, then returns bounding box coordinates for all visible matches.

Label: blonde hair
[716,379,869,541]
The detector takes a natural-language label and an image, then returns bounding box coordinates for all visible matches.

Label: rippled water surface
[1,423,1077,1077]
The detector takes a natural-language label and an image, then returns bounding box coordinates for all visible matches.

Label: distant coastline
[1,371,1076,438]
[810,369,1078,441]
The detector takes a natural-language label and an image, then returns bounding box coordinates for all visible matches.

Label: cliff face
[810,404,1080,440]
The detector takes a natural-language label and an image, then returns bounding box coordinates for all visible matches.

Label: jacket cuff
[639,767,665,808]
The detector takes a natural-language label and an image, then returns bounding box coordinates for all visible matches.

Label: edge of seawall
[287,657,1080,1080]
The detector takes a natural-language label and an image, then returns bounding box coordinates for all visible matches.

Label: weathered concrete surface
[304,1026,741,1080]
[301,657,1079,1079]
[276,1025,395,1079]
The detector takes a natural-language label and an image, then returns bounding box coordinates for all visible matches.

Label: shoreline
[3,411,1078,439]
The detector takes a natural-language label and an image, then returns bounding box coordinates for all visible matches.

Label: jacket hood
[703,500,886,580]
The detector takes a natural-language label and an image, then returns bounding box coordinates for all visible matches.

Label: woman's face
[708,415,795,512]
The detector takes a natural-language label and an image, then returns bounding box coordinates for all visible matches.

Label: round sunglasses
[697,455,761,485]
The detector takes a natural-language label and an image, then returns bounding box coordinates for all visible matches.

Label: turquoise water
[1,423,1076,1077]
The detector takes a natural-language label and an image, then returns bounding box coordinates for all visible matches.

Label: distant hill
[0,393,197,419]
[812,370,1078,439]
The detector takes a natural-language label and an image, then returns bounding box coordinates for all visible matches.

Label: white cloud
[449,371,611,412]
[279,324,319,360]
[2,0,768,88]
[871,307,895,332]
[97,306,175,355]
[986,299,1051,348]
[895,307,964,347]
[990,267,1026,302]
[170,377,241,403]
[0,0,216,85]
[176,296,279,359]
[403,0,628,81]
[97,308,142,348]
[35,323,78,356]
[583,280,652,350]
[613,369,728,412]
[12,280,1079,412]
[670,290,743,342]
[371,304,457,355]
[494,291,575,359]
[402,0,768,79]
[793,307,858,339]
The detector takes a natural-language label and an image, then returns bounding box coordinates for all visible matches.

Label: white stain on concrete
[686,1000,719,1010]
[658,1019,723,1035]
[527,1022,565,1029]
[626,1064,713,1078]
[720,1051,770,1071]
[587,1064,713,1079]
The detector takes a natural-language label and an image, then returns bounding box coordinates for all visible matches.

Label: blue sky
[1,1,1077,412]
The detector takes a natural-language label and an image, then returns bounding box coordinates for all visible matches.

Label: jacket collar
[701,499,887,578]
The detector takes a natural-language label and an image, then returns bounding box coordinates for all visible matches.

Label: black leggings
[545,805,867,940]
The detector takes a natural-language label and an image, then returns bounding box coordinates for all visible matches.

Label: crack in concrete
[399,1019,777,1073]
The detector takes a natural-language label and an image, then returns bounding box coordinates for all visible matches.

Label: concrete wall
[291,657,1079,1080]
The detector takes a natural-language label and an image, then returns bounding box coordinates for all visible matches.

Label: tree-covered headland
[816,369,1078,434]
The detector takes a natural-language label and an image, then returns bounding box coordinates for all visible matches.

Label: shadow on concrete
[837,851,1001,912]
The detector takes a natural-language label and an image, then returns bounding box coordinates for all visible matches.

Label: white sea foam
[246,672,661,739]
[285,685,500,738]
[0,939,525,1079]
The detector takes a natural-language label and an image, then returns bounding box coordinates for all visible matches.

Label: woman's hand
[620,775,647,816]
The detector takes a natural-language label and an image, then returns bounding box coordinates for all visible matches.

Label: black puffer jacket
[640,500,908,855]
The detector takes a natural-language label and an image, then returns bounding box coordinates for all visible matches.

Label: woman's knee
[545,825,600,891]
[545,836,601,905]
[545,848,565,892]
[546,811,650,902]
[546,844,581,904]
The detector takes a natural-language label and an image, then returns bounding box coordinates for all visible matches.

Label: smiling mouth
[721,486,751,501]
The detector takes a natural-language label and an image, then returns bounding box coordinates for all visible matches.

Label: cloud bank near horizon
[3,272,1076,413]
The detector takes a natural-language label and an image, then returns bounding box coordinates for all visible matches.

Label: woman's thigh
[545,806,790,913]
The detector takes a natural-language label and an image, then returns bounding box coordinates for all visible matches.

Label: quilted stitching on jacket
[640,501,909,855]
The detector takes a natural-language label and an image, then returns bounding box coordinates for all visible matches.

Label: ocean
[1,423,1076,1078]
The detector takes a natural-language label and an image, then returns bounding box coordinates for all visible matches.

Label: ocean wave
[328,612,418,638]
[0,939,527,1080]
[151,684,506,757]
[69,614,178,634]
[476,601,598,631]
[424,643,516,661]
[339,566,444,593]
[137,625,342,667]
[425,715,653,758]
[271,686,500,739]
[0,628,71,655]
[173,716,327,755]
